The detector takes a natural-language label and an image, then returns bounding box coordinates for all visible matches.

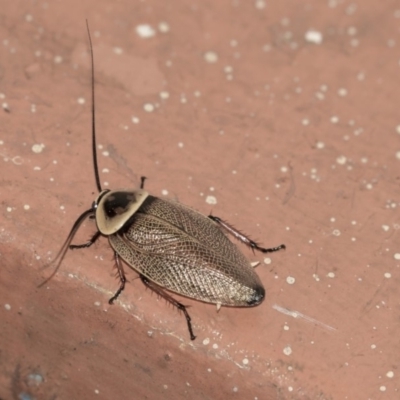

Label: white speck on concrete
[224,65,233,74]
[286,276,295,284]
[12,156,22,165]
[336,155,347,165]
[32,143,45,153]
[347,26,357,36]
[204,51,218,63]
[305,29,323,44]
[365,183,373,190]
[54,55,63,64]
[255,0,266,9]
[136,24,156,38]
[158,22,170,33]
[143,103,154,112]
[283,346,292,356]
[262,44,272,52]
[357,71,366,81]
[206,195,217,205]
[160,91,169,99]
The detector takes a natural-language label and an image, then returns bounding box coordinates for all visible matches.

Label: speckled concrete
[1,1,399,399]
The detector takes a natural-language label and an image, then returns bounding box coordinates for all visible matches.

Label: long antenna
[38,208,95,287]
[86,20,102,193]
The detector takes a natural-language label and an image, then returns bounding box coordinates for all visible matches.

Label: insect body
[41,22,285,340]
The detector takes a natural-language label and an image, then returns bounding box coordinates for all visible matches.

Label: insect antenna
[38,208,95,287]
[39,22,100,287]
[86,19,102,193]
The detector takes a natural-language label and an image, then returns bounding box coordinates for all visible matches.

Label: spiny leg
[140,275,196,341]
[108,252,127,304]
[208,215,286,253]
[69,231,101,249]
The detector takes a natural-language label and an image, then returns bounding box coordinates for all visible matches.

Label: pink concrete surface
[1,1,400,399]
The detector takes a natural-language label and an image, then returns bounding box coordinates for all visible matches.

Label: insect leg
[69,231,101,249]
[140,275,196,340]
[108,252,127,304]
[208,215,286,253]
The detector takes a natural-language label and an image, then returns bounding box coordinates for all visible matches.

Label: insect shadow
[39,21,285,340]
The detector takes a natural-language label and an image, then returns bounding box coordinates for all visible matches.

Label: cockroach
[40,21,286,340]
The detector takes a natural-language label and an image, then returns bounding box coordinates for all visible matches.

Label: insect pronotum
[40,21,286,340]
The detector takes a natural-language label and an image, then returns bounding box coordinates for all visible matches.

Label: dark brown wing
[108,196,264,306]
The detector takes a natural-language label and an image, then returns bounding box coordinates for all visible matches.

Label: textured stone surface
[1,1,399,399]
